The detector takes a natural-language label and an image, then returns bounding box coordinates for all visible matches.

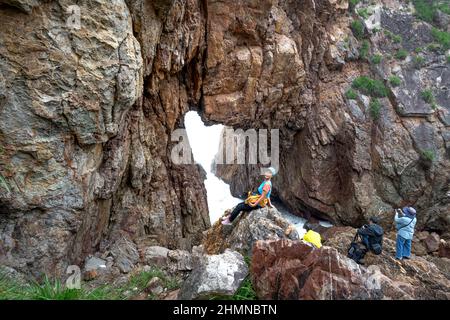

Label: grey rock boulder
[82,256,107,281]
[144,246,170,267]
[203,206,299,256]
[110,237,139,273]
[178,249,248,300]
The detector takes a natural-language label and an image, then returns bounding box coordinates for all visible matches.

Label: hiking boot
[403,256,411,260]
[221,218,232,225]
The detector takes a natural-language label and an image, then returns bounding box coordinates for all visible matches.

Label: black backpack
[367,225,384,255]
[369,235,383,255]
[347,233,367,264]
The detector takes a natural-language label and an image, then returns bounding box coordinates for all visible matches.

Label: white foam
[185,111,241,223]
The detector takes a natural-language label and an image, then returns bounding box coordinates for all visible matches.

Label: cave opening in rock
[184,111,316,237]
[184,111,241,223]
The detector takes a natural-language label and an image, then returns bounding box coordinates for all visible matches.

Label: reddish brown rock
[412,241,428,257]
[252,231,450,299]
[424,233,441,253]
[439,240,450,259]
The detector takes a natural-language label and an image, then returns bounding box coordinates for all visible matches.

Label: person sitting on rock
[357,216,384,255]
[394,207,417,261]
[221,167,275,225]
[302,225,322,249]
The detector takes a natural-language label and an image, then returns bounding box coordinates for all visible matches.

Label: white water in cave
[184,111,331,236]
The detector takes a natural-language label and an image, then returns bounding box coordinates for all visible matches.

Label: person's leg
[403,238,412,259]
[361,234,370,249]
[229,202,254,222]
[395,235,404,260]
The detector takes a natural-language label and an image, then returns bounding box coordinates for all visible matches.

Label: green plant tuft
[392,34,403,43]
[352,76,389,97]
[370,54,382,64]
[345,89,358,100]
[358,8,371,19]
[412,0,450,24]
[413,55,425,68]
[395,49,408,60]
[369,98,382,120]
[359,40,370,59]
[349,0,362,8]
[351,20,365,39]
[421,149,436,162]
[421,89,435,104]
[431,27,450,50]
[388,76,402,87]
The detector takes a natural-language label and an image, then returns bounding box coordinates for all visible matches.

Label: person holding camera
[394,207,417,260]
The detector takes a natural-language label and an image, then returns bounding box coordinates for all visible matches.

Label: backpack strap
[398,217,414,231]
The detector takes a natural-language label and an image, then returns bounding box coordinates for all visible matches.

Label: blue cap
[267,167,276,176]
[402,207,416,217]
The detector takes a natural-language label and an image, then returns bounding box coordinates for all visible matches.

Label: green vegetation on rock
[421,149,436,162]
[358,8,371,19]
[352,76,388,97]
[421,89,435,104]
[351,20,365,39]
[371,54,382,64]
[0,267,179,300]
[431,27,450,50]
[345,88,358,100]
[360,40,370,59]
[388,76,402,87]
[413,55,425,68]
[395,49,408,60]
[369,98,382,120]
[349,0,362,8]
[413,0,450,23]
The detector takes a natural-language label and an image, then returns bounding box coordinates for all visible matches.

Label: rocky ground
[1,206,449,300]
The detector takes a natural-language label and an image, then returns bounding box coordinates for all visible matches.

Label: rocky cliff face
[0,0,210,277]
[0,0,449,278]
[213,0,450,235]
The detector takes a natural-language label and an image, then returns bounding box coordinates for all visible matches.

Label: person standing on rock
[221,167,275,225]
[395,207,417,260]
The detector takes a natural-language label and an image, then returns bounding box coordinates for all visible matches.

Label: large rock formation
[252,232,450,300]
[0,0,210,277]
[203,206,299,255]
[213,0,450,235]
[0,0,448,280]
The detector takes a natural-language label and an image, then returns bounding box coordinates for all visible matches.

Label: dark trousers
[229,202,260,222]
[361,234,370,249]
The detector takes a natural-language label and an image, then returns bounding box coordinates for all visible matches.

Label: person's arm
[358,225,372,236]
[250,190,267,207]
[394,210,400,223]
